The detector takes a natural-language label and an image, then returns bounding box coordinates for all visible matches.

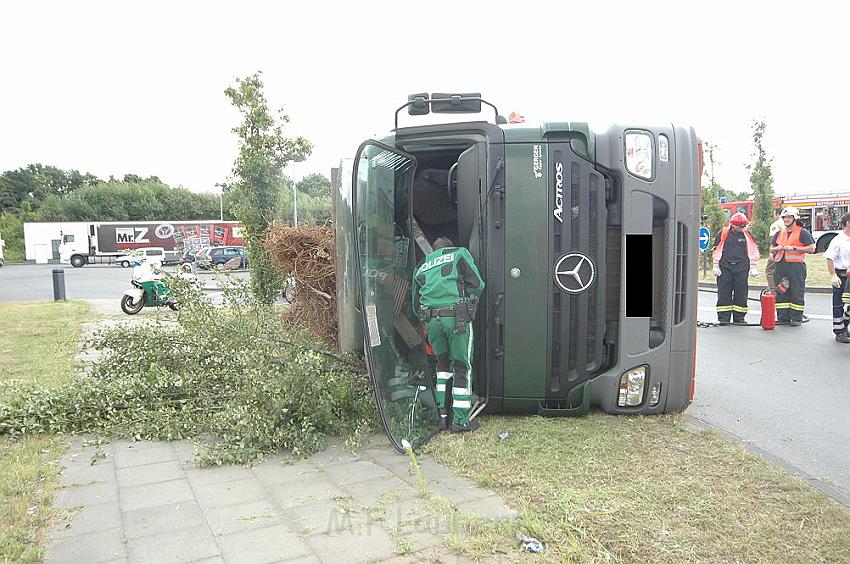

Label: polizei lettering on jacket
[553,161,564,223]
[418,253,455,273]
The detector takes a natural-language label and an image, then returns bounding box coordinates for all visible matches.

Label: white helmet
[781,206,800,219]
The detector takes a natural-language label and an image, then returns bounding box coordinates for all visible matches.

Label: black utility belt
[421,307,456,319]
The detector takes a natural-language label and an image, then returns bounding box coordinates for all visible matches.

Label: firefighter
[412,237,484,432]
[769,207,816,326]
[826,212,850,342]
[712,212,760,324]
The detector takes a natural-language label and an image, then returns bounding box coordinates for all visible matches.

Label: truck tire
[121,260,130,268]
[70,255,87,268]
[120,294,145,315]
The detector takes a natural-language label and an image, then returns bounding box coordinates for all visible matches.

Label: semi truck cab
[334,93,700,452]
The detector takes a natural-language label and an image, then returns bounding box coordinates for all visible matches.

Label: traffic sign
[699,227,711,251]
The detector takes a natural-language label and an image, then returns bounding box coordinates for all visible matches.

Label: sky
[1,0,848,198]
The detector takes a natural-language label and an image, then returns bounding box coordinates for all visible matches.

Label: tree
[296,173,330,198]
[0,164,99,212]
[701,143,727,238]
[225,72,312,303]
[747,120,775,251]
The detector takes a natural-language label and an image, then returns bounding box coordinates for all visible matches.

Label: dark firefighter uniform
[771,223,815,325]
[412,245,484,431]
[712,221,759,324]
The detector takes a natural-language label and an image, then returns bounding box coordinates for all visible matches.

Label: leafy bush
[0,278,376,465]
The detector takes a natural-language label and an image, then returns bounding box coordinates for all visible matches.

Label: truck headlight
[618,366,648,407]
[625,131,653,180]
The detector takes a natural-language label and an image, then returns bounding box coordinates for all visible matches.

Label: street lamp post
[214,183,225,221]
[293,183,298,228]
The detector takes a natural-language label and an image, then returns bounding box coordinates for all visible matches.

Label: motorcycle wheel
[121,294,145,315]
[167,303,178,311]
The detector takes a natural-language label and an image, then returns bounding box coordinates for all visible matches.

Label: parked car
[114,247,165,268]
[197,246,247,270]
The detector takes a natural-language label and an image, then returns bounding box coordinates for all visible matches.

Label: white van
[114,247,165,268]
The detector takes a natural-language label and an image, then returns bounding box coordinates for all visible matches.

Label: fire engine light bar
[625,131,653,180]
[618,366,648,407]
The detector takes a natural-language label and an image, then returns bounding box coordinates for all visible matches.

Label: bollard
[52,268,66,301]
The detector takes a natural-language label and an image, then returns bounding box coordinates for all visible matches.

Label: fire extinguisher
[760,290,776,330]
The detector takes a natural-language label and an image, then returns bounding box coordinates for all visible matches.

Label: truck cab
[334,93,700,452]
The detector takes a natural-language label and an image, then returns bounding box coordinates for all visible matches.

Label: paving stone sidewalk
[45,436,518,563]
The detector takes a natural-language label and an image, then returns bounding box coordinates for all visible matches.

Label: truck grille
[547,144,607,399]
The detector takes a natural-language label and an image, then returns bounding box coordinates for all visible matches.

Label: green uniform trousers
[425,316,473,425]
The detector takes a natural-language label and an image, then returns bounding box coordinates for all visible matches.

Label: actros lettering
[553,162,564,223]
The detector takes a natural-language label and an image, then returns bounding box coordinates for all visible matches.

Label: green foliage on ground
[0,301,92,563]
[225,72,312,303]
[427,414,850,562]
[0,281,376,466]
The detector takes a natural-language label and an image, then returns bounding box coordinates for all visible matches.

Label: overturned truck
[333,93,701,451]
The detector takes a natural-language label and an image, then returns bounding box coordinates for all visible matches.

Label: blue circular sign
[698,227,711,251]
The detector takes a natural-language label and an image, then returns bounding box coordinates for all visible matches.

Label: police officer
[770,207,816,326]
[825,212,850,342]
[412,237,485,432]
[712,212,760,324]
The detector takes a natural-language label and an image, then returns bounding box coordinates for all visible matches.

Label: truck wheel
[70,255,86,268]
[121,260,130,268]
[120,294,145,315]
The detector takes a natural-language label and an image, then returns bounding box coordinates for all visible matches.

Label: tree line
[0,162,332,262]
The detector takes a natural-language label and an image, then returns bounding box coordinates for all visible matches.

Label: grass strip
[427,413,850,562]
[0,300,91,563]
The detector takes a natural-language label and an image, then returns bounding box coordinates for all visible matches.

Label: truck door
[352,141,440,452]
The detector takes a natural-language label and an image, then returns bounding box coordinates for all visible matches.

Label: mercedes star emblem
[554,252,596,294]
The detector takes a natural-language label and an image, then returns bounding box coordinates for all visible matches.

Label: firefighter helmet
[730,212,748,226]
[781,206,800,219]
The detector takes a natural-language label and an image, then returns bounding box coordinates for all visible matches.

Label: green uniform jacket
[412,247,484,310]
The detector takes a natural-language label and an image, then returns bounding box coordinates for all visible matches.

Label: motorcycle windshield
[352,141,439,452]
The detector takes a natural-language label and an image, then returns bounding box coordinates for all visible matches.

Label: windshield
[353,141,439,451]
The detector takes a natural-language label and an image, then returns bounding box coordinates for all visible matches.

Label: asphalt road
[2,263,847,503]
[0,263,137,302]
[0,263,249,302]
[692,288,850,504]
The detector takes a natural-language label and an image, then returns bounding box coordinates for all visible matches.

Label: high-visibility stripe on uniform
[452,399,472,408]
[436,372,451,381]
[731,305,749,313]
[775,303,791,310]
[789,303,806,311]
[715,305,733,312]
